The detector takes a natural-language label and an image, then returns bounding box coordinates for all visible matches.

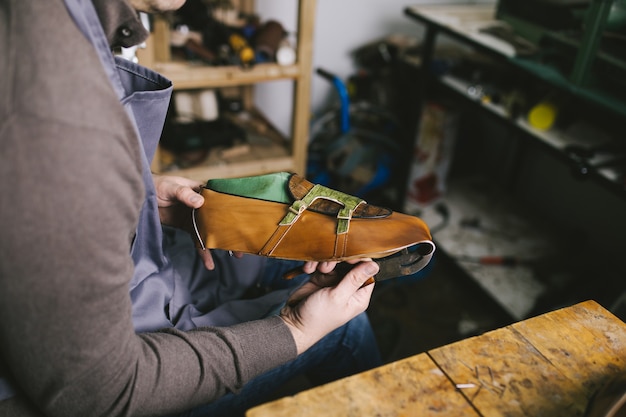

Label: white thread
[191,209,206,251]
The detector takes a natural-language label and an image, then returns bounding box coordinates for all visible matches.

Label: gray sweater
[0,1,296,416]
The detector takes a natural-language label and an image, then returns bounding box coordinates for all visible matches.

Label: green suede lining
[206,172,292,203]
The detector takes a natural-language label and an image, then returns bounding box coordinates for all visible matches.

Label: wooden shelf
[152,61,301,90]
[159,154,294,182]
[157,108,294,182]
[403,4,626,320]
[404,4,626,119]
[139,0,316,180]
[437,73,626,196]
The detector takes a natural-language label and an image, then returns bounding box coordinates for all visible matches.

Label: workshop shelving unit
[403,4,626,320]
[138,0,316,182]
[404,4,626,201]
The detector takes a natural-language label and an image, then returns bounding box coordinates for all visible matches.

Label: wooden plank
[429,326,584,416]
[291,0,316,176]
[405,4,496,30]
[159,154,294,182]
[248,302,626,417]
[512,300,626,400]
[428,301,626,417]
[405,5,516,57]
[246,353,478,417]
[152,62,301,90]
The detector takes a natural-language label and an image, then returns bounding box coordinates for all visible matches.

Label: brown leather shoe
[193,172,434,262]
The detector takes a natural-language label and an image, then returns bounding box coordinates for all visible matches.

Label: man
[0,0,381,416]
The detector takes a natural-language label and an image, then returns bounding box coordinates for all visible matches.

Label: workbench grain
[247,301,626,417]
[248,352,477,417]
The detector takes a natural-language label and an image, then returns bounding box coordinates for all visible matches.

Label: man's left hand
[153,174,225,270]
[153,174,204,226]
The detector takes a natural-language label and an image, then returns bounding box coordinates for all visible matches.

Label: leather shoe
[193,172,433,262]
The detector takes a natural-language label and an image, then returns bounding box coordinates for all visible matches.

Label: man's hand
[300,261,338,275]
[153,174,204,227]
[130,0,186,13]
[153,174,227,270]
[280,260,378,354]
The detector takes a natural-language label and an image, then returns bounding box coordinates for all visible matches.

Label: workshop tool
[255,20,288,62]
[228,32,255,68]
[565,143,626,180]
[576,154,626,177]
[283,241,436,285]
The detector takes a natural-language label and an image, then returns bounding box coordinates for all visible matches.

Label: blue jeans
[172,260,382,417]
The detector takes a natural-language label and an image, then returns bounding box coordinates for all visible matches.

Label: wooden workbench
[247,300,626,417]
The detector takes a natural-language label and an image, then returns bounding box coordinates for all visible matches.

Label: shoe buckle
[279,184,365,235]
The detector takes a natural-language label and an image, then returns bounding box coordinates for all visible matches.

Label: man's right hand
[279,260,378,354]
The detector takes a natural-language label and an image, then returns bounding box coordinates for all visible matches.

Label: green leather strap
[280,184,365,234]
[207,172,366,235]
